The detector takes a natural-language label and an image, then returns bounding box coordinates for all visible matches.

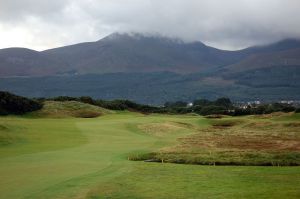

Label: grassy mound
[30,101,113,118]
[131,113,300,166]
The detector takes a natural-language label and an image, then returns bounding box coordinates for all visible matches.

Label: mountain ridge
[1,32,299,77]
[0,32,299,104]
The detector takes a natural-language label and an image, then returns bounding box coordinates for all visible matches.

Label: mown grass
[87,163,300,199]
[0,118,87,158]
[0,112,299,199]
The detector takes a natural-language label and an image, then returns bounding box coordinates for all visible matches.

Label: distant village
[234,100,300,109]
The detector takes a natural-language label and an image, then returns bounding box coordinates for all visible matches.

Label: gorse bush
[197,105,227,116]
[0,91,42,115]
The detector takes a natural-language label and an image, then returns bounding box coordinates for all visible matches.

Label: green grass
[0,118,87,157]
[87,163,300,199]
[0,112,299,199]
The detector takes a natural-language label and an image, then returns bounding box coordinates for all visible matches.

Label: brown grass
[284,122,300,127]
[138,122,186,137]
[178,134,300,152]
[142,115,300,166]
[174,121,300,152]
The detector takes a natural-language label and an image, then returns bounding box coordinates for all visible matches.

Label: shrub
[215,97,232,108]
[198,105,227,116]
[0,91,42,115]
[232,108,251,116]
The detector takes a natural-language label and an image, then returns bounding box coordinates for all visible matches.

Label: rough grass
[138,122,187,137]
[210,119,241,128]
[284,122,300,127]
[133,113,300,166]
[29,101,113,118]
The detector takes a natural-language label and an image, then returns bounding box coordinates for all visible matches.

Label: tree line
[40,96,299,116]
[1,91,299,116]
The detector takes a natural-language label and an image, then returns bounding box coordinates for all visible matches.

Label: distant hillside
[1,73,300,104]
[0,48,68,77]
[42,33,246,75]
[219,39,300,89]
[0,33,299,102]
[0,33,299,77]
[223,39,300,74]
[242,39,300,54]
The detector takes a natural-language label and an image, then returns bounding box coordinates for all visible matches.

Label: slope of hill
[42,33,245,74]
[0,48,69,77]
[220,40,300,89]
[224,39,300,74]
[1,72,300,104]
[242,39,300,54]
[0,33,299,77]
[0,33,255,77]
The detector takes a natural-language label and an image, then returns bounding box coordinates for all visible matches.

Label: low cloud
[0,0,299,50]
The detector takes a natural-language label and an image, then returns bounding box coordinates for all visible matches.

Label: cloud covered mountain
[0,33,299,103]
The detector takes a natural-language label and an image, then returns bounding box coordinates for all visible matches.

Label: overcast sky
[0,0,299,50]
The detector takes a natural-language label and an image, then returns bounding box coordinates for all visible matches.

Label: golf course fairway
[0,112,299,199]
